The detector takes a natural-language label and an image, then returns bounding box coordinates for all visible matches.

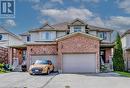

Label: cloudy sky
[0,0,130,34]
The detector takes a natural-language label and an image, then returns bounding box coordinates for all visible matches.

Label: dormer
[68,18,87,33]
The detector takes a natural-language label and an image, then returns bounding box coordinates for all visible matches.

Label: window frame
[0,34,3,40]
[43,32,51,41]
[98,32,107,40]
[27,35,30,42]
[74,26,81,32]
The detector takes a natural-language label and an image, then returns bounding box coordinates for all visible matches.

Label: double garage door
[63,54,96,73]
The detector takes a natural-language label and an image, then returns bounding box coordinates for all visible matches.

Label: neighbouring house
[0,26,23,47]
[0,26,23,64]
[121,30,130,71]
[8,18,114,73]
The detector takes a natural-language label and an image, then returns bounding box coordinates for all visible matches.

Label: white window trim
[73,26,81,32]
[98,32,107,40]
[42,32,52,41]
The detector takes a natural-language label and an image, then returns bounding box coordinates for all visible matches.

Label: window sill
[35,40,55,42]
[0,40,8,42]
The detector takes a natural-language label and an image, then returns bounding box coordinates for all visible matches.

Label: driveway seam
[40,73,58,88]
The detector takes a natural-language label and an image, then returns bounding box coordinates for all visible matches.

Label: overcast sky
[0,0,130,34]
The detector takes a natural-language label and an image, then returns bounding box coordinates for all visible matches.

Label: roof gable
[0,26,21,40]
[0,27,8,33]
[68,18,86,26]
[56,32,101,41]
[121,29,130,37]
[29,22,55,32]
[40,22,55,30]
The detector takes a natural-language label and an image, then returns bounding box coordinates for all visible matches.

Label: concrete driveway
[0,72,130,88]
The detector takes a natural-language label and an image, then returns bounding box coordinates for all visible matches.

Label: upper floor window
[98,32,107,40]
[42,31,56,41]
[74,26,81,32]
[0,34,3,40]
[45,32,51,40]
[27,36,30,42]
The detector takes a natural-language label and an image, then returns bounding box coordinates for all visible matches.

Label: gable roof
[0,26,21,40]
[56,32,101,41]
[68,18,87,26]
[52,22,69,31]
[29,22,57,32]
[24,18,113,33]
[121,29,130,37]
[87,25,113,32]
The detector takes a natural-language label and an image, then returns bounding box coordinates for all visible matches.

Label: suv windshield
[35,60,48,64]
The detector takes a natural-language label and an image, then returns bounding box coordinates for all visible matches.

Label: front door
[22,50,27,65]
[100,50,106,63]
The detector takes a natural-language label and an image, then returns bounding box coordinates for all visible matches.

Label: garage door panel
[63,54,96,73]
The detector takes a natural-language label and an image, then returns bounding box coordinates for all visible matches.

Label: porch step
[104,63,113,72]
[13,65,22,72]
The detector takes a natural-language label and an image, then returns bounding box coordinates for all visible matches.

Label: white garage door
[63,54,96,73]
[31,55,57,70]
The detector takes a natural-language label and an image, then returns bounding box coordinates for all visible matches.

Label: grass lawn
[116,71,130,77]
[0,71,6,74]
[0,71,10,74]
[0,69,10,74]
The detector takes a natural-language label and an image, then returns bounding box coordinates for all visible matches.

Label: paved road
[0,72,130,88]
[0,72,57,88]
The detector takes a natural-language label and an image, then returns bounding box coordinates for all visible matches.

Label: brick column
[8,47,13,65]
[27,46,31,70]
[57,42,62,73]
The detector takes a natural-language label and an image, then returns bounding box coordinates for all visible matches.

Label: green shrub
[112,33,125,71]
[100,65,107,72]
[0,64,4,69]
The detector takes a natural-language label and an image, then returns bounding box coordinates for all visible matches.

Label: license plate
[35,70,39,72]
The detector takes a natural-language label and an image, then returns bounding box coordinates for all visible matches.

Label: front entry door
[100,50,105,63]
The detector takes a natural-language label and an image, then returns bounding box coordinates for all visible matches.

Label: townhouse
[7,19,114,73]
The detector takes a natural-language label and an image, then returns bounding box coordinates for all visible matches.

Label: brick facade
[105,48,112,63]
[26,44,57,69]
[57,34,100,72]
[27,45,57,55]
[25,34,100,72]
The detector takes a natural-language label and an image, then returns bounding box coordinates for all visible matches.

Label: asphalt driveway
[44,73,130,88]
[0,72,57,88]
[0,72,130,88]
